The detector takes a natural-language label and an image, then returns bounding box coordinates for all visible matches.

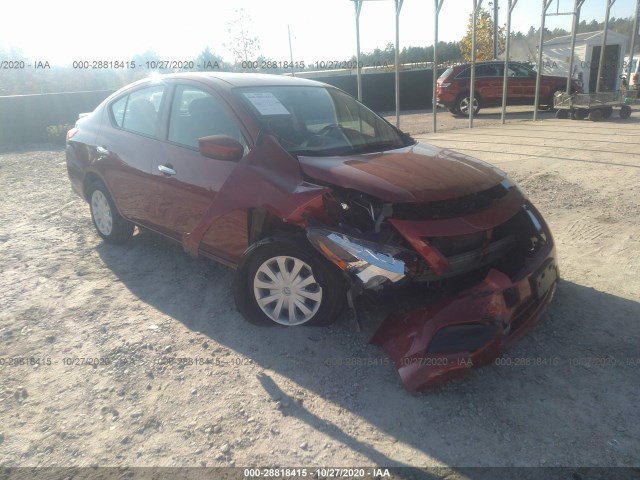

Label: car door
[151,82,248,254]
[507,63,537,103]
[95,84,169,227]
[475,64,504,105]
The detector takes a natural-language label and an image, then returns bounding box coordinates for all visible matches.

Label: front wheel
[88,180,134,243]
[236,238,346,327]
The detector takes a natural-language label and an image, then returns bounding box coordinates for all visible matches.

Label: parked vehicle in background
[66,72,558,391]
[437,61,583,115]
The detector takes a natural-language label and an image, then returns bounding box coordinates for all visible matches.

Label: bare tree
[224,8,261,64]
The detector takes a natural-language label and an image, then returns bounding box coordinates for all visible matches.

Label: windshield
[234,85,414,156]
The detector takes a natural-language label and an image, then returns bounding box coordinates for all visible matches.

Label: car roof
[146,72,326,88]
[454,61,528,68]
[98,72,334,120]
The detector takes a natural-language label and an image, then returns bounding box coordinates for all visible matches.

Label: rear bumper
[436,91,457,108]
[66,144,86,200]
[371,248,558,393]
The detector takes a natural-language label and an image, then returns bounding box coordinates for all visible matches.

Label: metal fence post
[470,0,483,128]
[501,0,518,124]
[433,0,444,133]
[533,0,553,121]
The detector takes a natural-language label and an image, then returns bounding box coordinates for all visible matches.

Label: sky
[1,0,637,66]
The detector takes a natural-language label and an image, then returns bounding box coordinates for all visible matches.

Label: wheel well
[247,208,302,245]
[82,172,102,201]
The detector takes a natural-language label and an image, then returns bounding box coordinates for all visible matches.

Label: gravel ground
[0,109,639,476]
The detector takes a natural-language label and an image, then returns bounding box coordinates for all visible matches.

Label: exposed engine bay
[306,180,549,297]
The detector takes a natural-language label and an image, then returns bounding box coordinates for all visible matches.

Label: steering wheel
[317,124,342,136]
[299,124,344,149]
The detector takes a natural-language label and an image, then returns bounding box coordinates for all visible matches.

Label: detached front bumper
[307,189,558,392]
[370,250,558,393]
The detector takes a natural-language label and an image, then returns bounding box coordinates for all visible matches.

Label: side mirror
[198,135,244,162]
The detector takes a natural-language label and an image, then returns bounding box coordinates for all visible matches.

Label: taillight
[66,127,79,144]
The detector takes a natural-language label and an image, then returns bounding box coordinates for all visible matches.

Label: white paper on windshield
[243,92,290,115]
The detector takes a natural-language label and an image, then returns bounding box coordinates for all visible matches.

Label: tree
[459,7,505,61]
[131,49,161,70]
[225,8,260,64]
[194,47,224,71]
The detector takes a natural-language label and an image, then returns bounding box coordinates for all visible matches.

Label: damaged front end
[305,179,558,392]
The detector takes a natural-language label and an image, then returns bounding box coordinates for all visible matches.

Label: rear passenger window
[456,68,471,79]
[111,96,127,127]
[168,85,245,151]
[109,85,165,137]
[476,64,502,77]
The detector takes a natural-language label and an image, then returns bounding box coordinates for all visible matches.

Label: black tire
[619,105,632,119]
[234,237,346,327]
[455,93,480,116]
[602,107,613,119]
[572,109,588,120]
[448,107,460,115]
[588,109,603,122]
[555,109,569,119]
[88,180,134,243]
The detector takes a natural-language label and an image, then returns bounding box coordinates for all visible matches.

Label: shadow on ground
[96,230,640,468]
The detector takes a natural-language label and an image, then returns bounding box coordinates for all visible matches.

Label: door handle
[96,146,109,157]
[158,164,177,176]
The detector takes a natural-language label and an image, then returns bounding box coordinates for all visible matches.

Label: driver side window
[168,85,246,152]
[508,64,531,77]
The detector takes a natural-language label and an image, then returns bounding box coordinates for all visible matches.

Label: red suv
[437,61,583,115]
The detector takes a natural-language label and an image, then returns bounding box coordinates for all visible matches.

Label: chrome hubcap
[91,190,113,236]
[253,256,322,325]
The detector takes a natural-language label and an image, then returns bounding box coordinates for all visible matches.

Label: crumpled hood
[298,143,504,203]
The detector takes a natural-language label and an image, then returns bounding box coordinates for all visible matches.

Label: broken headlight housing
[306,227,410,290]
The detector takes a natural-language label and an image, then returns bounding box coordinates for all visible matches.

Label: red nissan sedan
[66,73,558,391]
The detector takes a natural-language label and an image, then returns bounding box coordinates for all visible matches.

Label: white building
[542,30,627,92]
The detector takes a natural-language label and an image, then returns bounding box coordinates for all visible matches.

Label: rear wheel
[602,107,613,119]
[448,107,460,115]
[555,109,569,119]
[236,238,346,327]
[455,94,480,116]
[88,180,134,243]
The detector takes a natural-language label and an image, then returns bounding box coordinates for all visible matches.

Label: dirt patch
[0,124,638,472]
